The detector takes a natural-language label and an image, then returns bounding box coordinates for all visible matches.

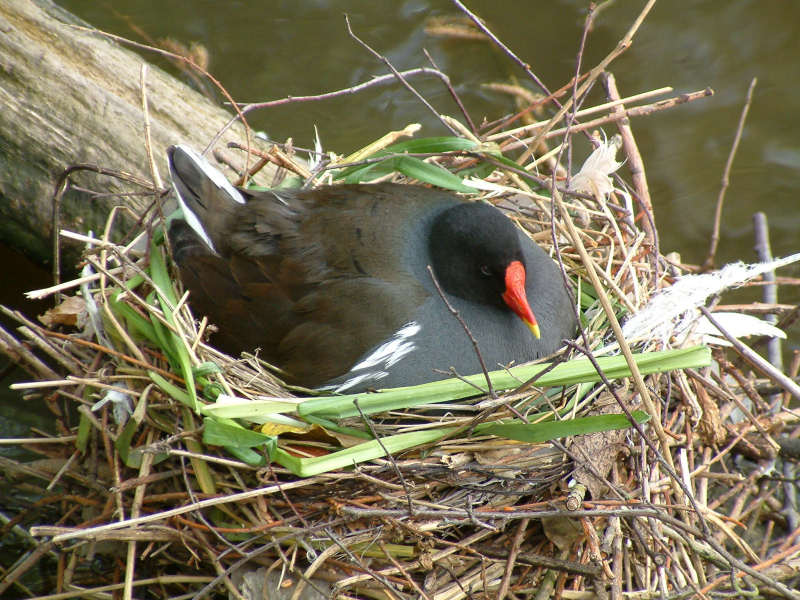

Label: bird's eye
[479,264,492,277]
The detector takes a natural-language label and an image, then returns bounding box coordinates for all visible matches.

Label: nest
[3,7,800,600]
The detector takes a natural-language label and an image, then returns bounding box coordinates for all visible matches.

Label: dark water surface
[3,1,799,431]
[0,245,53,444]
[54,0,800,264]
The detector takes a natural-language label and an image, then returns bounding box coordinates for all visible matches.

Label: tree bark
[0,0,273,267]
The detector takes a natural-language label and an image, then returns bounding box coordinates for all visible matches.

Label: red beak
[501,260,540,338]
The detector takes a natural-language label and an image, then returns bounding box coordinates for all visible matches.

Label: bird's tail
[167,145,244,254]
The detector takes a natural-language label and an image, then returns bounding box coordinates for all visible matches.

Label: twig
[497,518,529,600]
[69,24,253,177]
[0,540,58,597]
[501,88,715,152]
[452,0,555,100]
[36,329,180,383]
[478,544,602,576]
[467,0,657,161]
[226,142,313,180]
[464,495,498,531]
[336,528,496,589]
[41,476,338,544]
[139,64,162,191]
[344,15,459,136]
[0,322,61,381]
[380,542,433,600]
[552,188,673,471]
[426,265,495,398]
[544,0,656,153]
[699,306,800,401]
[353,399,414,516]
[703,77,757,270]
[339,506,658,521]
[557,0,595,189]
[753,212,783,373]
[423,48,477,134]
[485,86,673,142]
[49,165,153,302]
[781,460,800,538]
[27,268,128,300]
[15,325,84,375]
[123,428,156,600]
[240,68,451,114]
[603,72,658,271]
[325,527,405,600]
[0,435,77,445]
[610,514,623,600]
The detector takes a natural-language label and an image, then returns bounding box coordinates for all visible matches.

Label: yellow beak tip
[528,322,541,339]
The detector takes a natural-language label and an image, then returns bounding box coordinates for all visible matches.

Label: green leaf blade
[479,410,651,443]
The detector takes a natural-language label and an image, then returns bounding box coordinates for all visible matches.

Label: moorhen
[167,145,576,392]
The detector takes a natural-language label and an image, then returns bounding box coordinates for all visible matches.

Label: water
[53,0,800,265]
[0,245,54,441]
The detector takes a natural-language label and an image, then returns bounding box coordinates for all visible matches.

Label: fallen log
[0,0,272,267]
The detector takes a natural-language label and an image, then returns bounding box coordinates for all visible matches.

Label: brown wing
[172,184,435,386]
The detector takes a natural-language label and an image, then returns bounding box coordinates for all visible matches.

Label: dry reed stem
[484,86,674,143]
[520,0,658,163]
[704,77,758,270]
[603,73,656,257]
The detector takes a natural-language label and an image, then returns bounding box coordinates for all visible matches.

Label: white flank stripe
[334,371,389,394]
[350,322,420,371]
[332,322,420,392]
